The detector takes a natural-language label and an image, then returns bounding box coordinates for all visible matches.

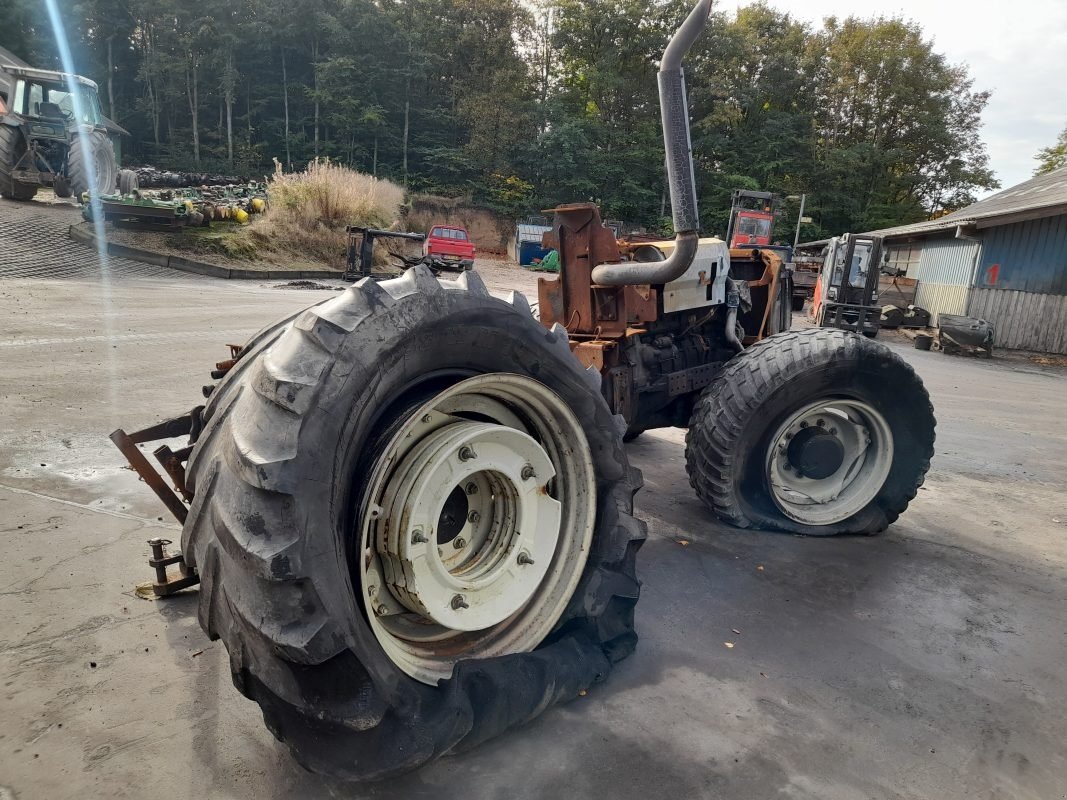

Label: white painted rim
[358,373,596,684]
[766,398,893,526]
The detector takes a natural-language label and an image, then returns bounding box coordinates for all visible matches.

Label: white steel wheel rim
[358,373,596,684]
[766,398,893,526]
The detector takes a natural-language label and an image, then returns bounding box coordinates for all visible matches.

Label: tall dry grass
[245,159,405,266]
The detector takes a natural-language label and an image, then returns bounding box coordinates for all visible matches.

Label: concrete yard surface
[1,198,1065,799]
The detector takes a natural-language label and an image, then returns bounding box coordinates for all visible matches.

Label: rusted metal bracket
[147,537,200,596]
[109,406,204,525]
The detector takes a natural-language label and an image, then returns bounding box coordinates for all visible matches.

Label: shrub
[246,159,405,267]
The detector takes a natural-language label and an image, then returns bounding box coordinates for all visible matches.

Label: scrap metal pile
[127,165,258,188]
[83,180,268,228]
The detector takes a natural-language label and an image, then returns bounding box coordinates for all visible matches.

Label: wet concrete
[1,200,1065,798]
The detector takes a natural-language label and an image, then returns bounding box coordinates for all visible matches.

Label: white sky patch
[735,0,1067,195]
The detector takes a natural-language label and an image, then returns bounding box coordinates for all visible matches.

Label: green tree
[1034,125,1067,175]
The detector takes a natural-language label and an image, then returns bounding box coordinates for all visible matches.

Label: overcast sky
[736,0,1067,196]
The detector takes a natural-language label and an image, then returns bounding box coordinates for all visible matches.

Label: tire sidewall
[283,290,628,693]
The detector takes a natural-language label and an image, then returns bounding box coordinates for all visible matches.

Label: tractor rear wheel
[685,328,934,535]
[0,125,37,201]
[181,266,645,779]
[68,130,117,197]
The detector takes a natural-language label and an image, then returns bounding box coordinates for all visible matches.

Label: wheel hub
[357,373,596,684]
[786,427,845,479]
[767,398,894,526]
[377,421,560,631]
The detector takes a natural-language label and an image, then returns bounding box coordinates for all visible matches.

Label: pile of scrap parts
[128,165,257,188]
[937,313,995,357]
[879,304,931,329]
[82,179,268,228]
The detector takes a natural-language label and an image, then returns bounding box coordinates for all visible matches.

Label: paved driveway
[1,197,1065,799]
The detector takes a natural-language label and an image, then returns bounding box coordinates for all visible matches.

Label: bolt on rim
[766,398,893,526]
[357,373,596,684]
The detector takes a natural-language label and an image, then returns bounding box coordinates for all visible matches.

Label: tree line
[1,0,999,239]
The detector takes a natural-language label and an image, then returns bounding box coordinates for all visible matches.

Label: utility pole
[792,193,807,250]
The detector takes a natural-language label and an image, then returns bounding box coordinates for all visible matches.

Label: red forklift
[810,233,884,337]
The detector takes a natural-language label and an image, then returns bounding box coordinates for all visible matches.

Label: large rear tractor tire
[0,125,37,201]
[68,130,118,197]
[686,328,934,535]
[182,266,645,779]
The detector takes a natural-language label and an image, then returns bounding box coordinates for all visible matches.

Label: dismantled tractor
[112,0,935,781]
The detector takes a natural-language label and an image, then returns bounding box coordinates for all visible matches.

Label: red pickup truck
[425,225,475,270]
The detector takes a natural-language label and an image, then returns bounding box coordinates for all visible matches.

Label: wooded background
[1,0,1000,239]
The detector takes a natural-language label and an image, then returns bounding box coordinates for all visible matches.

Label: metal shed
[804,166,1067,353]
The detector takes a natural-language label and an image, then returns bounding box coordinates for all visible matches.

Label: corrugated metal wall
[915,236,980,285]
[914,283,970,324]
[976,214,1067,294]
[968,288,1067,353]
[904,235,978,323]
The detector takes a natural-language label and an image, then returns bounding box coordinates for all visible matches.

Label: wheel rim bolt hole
[458,446,476,462]
[451,594,469,610]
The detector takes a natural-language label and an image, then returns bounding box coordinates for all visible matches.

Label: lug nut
[465,482,478,495]
[410,529,427,544]
[829,427,837,435]
[453,537,467,549]
[468,511,481,524]
[817,418,825,427]
[451,594,469,610]
[458,446,476,462]
[521,464,536,480]
[375,604,388,616]
[800,421,809,428]
[368,584,378,597]
[517,552,535,566]
[421,413,432,423]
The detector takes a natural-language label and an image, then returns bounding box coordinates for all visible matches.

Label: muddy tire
[0,124,37,201]
[68,130,117,196]
[118,168,139,195]
[182,266,645,780]
[53,176,72,198]
[685,328,934,535]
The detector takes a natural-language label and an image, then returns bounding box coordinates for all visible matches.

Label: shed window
[885,242,922,278]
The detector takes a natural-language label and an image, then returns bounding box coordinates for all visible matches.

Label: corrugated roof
[0,46,30,69]
[799,166,1067,247]
[869,166,1067,238]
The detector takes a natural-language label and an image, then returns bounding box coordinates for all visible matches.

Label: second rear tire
[68,130,118,196]
[685,328,934,535]
[0,125,37,201]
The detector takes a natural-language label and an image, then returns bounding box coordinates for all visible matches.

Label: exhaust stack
[591,0,711,287]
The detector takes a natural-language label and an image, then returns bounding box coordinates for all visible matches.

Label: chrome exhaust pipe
[591,0,712,286]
